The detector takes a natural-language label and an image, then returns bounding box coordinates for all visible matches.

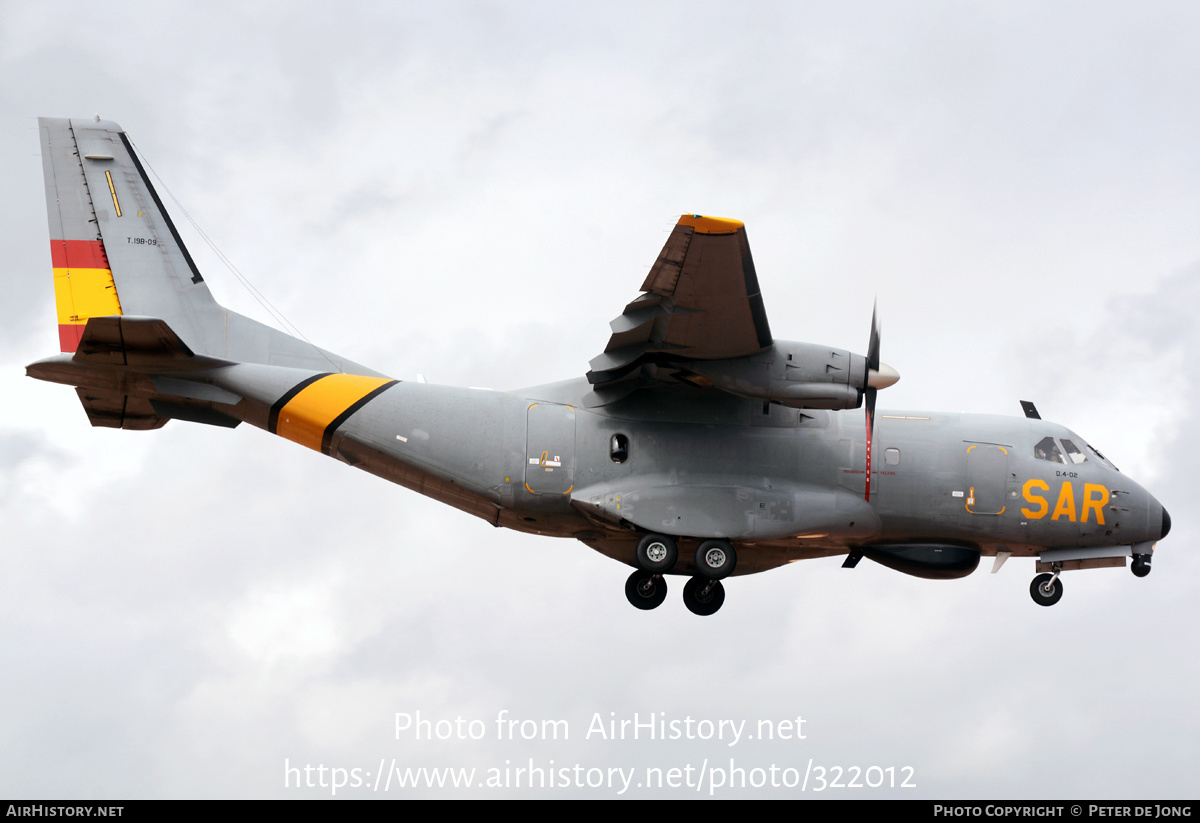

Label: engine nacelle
[688,340,868,410]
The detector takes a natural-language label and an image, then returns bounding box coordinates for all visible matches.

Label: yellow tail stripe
[275,374,395,452]
[53,267,122,325]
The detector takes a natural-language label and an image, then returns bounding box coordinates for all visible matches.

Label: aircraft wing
[586,215,773,396]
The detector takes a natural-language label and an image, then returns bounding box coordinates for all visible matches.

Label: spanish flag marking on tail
[51,239,122,352]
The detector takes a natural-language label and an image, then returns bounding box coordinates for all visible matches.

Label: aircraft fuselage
[202,366,1166,579]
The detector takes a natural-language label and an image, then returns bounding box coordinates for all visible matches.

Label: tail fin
[38,117,374,374]
[40,116,221,353]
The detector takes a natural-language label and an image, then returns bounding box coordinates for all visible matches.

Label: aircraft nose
[1161,506,1171,540]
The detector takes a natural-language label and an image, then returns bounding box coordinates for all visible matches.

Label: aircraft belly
[572,477,880,541]
[577,531,857,576]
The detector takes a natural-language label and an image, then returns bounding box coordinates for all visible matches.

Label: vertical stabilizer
[37,117,375,374]
[40,117,220,354]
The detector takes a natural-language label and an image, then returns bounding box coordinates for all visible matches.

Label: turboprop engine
[687,339,900,410]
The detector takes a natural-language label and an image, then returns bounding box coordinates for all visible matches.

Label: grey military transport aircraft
[28,116,1171,615]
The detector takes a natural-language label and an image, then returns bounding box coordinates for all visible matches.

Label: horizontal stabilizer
[149,400,241,428]
[76,388,167,430]
[73,316,224,368]
[28,316,244,430]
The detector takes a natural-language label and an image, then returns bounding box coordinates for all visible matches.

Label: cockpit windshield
[1034,433,1120,472]
[1061,439,1088,464]
[1034,436,1066,464]
[1086,443,1119,472]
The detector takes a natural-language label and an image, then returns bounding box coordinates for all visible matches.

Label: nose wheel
[1029,573,1063,607]
[1131,554,1152,578]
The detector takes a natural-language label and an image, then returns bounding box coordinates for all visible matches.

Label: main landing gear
[636,533,678,574]
[682,577,725,616]
[696,539,737,579]
[625,570,668,610]
[624,533,737,616]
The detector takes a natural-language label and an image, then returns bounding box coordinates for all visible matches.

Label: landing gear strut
[1029,572,1063,607]
[682,577,725,616]
[625,569,668,610]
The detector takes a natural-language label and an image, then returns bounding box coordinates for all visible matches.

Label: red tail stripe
[58,324,85,353]
[50,240,109,269]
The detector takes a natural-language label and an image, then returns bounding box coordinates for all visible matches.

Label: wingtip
[677,214,744,234]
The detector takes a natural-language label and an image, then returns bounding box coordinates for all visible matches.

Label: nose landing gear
[1131,554,1152,578]
[1029,572,1063,607]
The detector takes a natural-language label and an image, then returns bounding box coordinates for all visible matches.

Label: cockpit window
[1034,436,1066,464]
[1087,443,1119,472]
[1061,439,1088,464]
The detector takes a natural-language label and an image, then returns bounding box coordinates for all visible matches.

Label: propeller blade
[867,299,881,373]
[864,300,880,502]
[864,384,876,502]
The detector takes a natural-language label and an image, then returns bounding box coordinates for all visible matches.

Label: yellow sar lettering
[1081,483,1107,524]
[1021,479,1107,524]
[1021,479,1049,519]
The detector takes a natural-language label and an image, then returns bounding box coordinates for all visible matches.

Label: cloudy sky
[2,1,1198,798]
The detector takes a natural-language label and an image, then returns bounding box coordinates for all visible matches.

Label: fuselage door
[965,443,1008,515]
[525,402,576,494]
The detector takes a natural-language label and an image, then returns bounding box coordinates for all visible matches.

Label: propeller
[863,300,899,502]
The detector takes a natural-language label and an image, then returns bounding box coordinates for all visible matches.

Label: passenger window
[1061,439,1088,464]
[1034,436,1066,464]
[610,433,629,464]
[884,448,900,466]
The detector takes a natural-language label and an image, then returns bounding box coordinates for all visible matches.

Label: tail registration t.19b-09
[28,117,1170,616]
